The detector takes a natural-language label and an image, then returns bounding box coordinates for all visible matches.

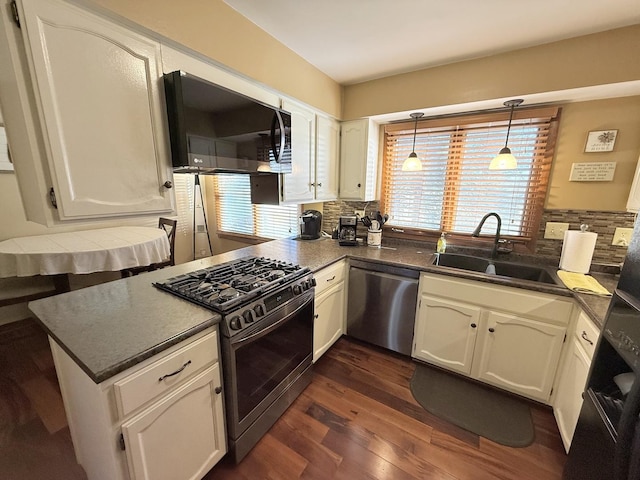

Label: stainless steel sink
[432,253,557,285]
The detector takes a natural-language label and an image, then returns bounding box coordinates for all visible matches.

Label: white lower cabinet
[413,273,573,403]
[472,311,566,401]
[313,260,346,362]
[50,327,226,480]
[413,295,480,376]
[121,365,225,480]
[553,309,600,452]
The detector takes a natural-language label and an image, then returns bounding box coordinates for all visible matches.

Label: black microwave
[163,71,291,175]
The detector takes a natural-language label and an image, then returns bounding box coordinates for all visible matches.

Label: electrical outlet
[354,210,365,218]
[612,227,634,246]
[544,222,570,240]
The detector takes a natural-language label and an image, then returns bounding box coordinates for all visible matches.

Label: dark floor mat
[410,363,534,447]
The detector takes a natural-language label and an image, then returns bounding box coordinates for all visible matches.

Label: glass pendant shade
[402,112,424,172]
[402,152,422,171]
[489,147,517,170]
[490,99,523,170]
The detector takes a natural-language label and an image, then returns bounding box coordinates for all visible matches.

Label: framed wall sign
[584,130,618,152]
[0,125,13,172]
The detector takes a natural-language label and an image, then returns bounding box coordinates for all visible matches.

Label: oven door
[222,289,314,441]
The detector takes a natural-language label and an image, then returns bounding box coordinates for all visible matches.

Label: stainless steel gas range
[154,256,316,462]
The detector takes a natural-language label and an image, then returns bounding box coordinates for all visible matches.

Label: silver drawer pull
[392,228,404,233]
[158,360,192,382]
[581,331,593,345]
[326,275,336,282]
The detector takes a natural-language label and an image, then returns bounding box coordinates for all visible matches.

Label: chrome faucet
[472,212,502,259]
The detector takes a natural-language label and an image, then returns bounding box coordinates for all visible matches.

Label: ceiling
[223,0,640,85]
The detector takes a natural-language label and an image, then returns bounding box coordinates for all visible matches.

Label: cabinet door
[413,295,481,376]
[553,338,591,452]
[121,365,226,480]
[473,311,566,402]
[18,0,174,219]
[627,155,640,212]
[313,281,345,362]
[281,100,315,203]
[339,119,378,201]
[315,115,339,201]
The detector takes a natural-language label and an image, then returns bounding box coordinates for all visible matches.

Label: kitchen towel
[557,270,611,296]
[559,229,598,274]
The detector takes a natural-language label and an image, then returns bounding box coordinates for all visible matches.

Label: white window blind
[213,174,300,239]
[382,107,559,242]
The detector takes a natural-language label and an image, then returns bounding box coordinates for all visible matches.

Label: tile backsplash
[536,209,636,265]
[322,201,636,265]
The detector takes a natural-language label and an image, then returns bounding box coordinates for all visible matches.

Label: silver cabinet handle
[158,360,191,382]
[392,228,404,233]
[326,275,336,282]
[317,182,322,187]
[581,331,594,345]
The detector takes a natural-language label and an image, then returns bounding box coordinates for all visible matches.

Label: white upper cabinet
[0,0,175,224]
[280,100,339,204]
[339,118,379,201]
[627,154,640,212]
[314,114,339,202]
[281,99,316,203]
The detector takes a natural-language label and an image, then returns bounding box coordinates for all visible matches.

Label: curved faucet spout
[472,213,502,258]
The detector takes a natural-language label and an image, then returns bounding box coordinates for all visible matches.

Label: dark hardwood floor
[209,338,567,480]
[0,320,566,479]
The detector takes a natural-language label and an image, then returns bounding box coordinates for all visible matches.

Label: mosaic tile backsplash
[322,201,636,266]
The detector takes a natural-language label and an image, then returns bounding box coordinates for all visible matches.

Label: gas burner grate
[153,256,310,313]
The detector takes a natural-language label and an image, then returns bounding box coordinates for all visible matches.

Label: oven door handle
[232,294,313,347]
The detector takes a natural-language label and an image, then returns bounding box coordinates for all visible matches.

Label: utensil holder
[367,229,382,246]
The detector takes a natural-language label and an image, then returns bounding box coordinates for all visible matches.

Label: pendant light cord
[503,103,515,149]
[412,115,418,153]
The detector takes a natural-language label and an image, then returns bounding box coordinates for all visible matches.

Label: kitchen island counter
[29,236,616,383]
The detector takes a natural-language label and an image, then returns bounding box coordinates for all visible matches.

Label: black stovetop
[153,256,310,313]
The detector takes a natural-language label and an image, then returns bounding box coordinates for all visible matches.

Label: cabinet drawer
[315,261,345,295]
[114,331,218,418]
[574,311,600,359]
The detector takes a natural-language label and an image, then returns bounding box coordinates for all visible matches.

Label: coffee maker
[299,210,322,239]
[338,215,358,246]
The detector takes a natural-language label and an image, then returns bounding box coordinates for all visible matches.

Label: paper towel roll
[559,230,598,273]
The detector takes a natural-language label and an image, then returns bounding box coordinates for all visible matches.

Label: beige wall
[343,25,640,120]
[342,25,640,212]
[548,96,640,210]
[87,0,342,118]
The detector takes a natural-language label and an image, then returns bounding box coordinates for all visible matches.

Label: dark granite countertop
[29,236,618,383]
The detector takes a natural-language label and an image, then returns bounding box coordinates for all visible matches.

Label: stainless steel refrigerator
[564,216,640,480]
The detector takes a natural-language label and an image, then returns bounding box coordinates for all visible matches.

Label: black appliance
[163,71,292,175]
[338,215,358,246]
[299,210,322,240]
[154,256,315,463]
[564,216,640,480]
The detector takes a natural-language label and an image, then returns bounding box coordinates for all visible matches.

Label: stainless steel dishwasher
[347,259,419,355]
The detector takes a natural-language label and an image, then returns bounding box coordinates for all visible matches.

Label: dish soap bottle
[436,232,447,253]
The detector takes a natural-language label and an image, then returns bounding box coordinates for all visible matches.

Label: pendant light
[402,112,424,171]
[489,99,523,170]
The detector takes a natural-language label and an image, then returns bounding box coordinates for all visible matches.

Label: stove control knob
[229,316,242,331]
[310,278,317,287]
[293,284,303,295]
[243,310,255,323]
[254,305,265,317]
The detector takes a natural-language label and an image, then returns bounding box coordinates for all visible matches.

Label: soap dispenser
[436,232,447,253]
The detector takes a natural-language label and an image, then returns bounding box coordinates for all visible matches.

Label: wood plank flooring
[0,320,566,479]
[208,338,567,480]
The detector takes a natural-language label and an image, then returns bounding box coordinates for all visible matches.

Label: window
[213,174,300,239]
[381,107,559,249]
